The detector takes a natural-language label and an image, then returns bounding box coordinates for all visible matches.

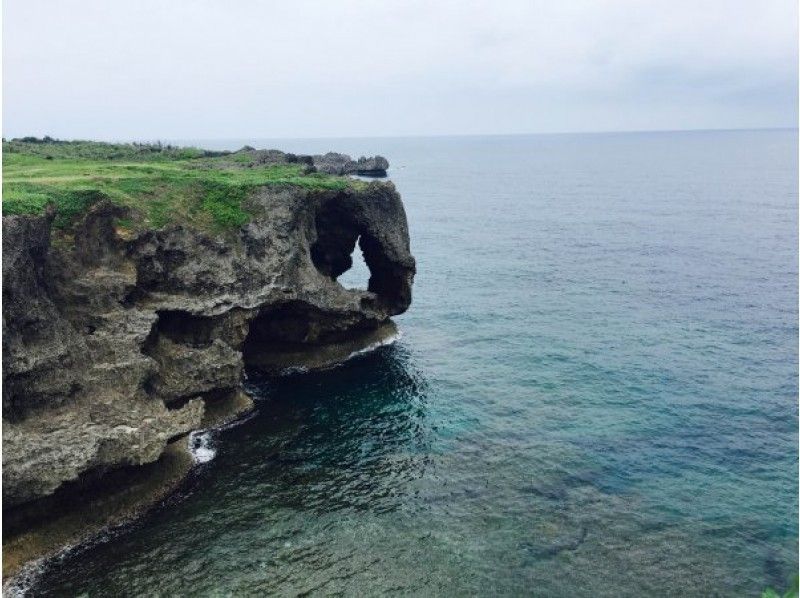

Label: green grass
[2,139,357,233]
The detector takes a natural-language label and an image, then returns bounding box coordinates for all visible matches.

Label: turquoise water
[33,130,797,596]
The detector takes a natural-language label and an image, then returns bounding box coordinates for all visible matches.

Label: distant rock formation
[226,148,389,177]
[312,152,390,177]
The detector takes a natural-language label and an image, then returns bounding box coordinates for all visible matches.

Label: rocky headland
[312,152,390,176]
[1,139,414,578]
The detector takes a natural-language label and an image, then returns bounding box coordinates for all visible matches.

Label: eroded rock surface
[2,181,414,508]
[312,152,390,177]
[223,148,388,177]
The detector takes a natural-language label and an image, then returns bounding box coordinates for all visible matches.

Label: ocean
[30,130,798,596]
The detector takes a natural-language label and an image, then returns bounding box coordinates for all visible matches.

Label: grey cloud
[2,0,797,139]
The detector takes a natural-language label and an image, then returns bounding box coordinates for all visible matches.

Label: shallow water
[32,130,798,596]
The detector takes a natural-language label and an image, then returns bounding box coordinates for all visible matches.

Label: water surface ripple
[34,130,798,596]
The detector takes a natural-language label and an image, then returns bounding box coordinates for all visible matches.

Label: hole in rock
[310,201,363,287]
[309,198,408,311]
[336,236,371,290]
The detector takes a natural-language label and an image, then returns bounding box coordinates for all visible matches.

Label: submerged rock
[2,180,415,508]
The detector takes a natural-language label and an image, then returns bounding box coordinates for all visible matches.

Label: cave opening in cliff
[241,300,380,373]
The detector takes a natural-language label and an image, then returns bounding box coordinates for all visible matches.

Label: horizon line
[172,125,799,142]
[2,125,797,145]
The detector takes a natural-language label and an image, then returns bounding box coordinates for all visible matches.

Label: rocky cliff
[312,152,390,176]
[2,179,415,509]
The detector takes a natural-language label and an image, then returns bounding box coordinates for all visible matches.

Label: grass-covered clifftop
[2,138,356,232]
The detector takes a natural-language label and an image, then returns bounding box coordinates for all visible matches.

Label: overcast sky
[3,0,797,140]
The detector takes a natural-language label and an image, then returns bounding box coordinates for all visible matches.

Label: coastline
[2,391,255,590]
[1,330,403,592]
[3,441,196,591]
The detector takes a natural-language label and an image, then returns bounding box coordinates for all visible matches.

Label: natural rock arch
[310,193,414,313]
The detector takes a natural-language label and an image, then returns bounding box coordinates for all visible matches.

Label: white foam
[188,430,216,464]
[345,330,402,361]
[277,330,402,376]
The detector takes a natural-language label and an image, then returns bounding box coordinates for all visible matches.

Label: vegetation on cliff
[2,138,356,232]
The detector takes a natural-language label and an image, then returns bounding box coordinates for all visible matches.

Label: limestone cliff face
[2,181,415,508]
